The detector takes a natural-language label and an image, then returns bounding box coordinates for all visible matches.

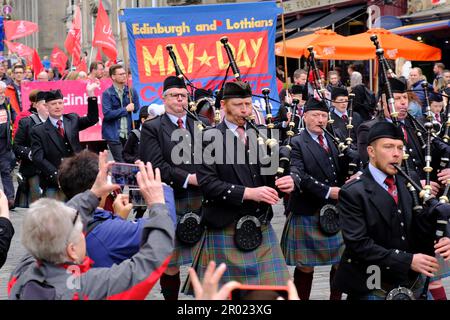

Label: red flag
[50,45,68,74]
[4,20,39,41]
[32,49,44,79]
[75,59,87,73]
[95,48,102,62]
[64,5,82,66]
[4,40,34,57]
[92,0,117,62]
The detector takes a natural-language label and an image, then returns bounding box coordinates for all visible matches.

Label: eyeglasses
[166,93,188,99]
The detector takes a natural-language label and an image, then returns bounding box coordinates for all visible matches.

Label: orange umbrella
[313,28,441,61]
[275,29,346,59]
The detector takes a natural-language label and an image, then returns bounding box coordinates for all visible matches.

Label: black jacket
[31,97,98,187]
[274,104,302,143]
[288,129,347,216]
[13,114,43,177]
[123,128,140,164]
[329,110,363,145]
[0,217,14,269]
[195,121,301,229]
[334,168,436,295]
[139,113,209,199]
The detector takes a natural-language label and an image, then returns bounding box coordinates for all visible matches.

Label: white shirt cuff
[325,187,331,199]
[183,174,190,189]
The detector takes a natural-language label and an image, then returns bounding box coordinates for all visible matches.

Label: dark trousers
[107,138,127,163]
[0,151,14,199]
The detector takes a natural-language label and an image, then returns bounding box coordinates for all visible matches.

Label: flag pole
[278,0,289,96]
[119,8,135,129]
[89,14,94,68]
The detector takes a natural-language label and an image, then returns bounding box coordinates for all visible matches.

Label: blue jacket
[86,185,177,268]
[86,209,146,268]
[101,85,140,142]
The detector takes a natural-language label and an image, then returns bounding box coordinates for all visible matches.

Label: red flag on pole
[50,45,68,74]
[4,40,34,57]
[92,0,117,62]
[4,20,39,41]
[64,5,82,66]
[75,58,88,73]
[95,48,102,62]
[32,49,44,79]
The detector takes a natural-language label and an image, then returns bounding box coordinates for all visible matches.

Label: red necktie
[384,176,398,204]
[342,114,348,122]
[435,113,441,123]
[177,118,184,129]
[57,119,65,137]
[236,126,246,145]
[400,123,408,143]
[318,134,329,153]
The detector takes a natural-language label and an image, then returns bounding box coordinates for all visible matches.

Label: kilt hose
[168,190,204,268]
[14,175,42,208]
[281,212,344,267]
[183,222,290,295]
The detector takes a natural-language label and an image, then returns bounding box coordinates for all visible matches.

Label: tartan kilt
[168,190,203,267]
[281,212,344,267]
[14,175,42,208]
[184,222,290,294]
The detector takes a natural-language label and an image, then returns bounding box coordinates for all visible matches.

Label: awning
[389,19,450,35]
[284,12,328,31]
[287,4,366,39]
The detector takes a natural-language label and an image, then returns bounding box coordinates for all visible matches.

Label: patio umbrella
[313,28,441,61]
[275,29,346,59]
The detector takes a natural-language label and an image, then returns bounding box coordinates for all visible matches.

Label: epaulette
[342,176,363,189]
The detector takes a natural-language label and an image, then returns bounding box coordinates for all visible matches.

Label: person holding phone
[139,76,210,300]
[57,150,176,268]
[30,82,99,200]
[9,153,175,300]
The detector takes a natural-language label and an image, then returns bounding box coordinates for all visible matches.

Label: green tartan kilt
[183,222,290,295]
[281,212,344,267]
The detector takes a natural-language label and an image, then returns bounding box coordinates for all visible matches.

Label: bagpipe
[392,163,450,300]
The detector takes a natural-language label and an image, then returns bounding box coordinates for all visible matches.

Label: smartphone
[129,188,146,207]
[109,163,139,187]
[128,185,178,230]
[230,285,289,300]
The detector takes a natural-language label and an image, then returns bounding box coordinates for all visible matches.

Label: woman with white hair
[8,152,175,300]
